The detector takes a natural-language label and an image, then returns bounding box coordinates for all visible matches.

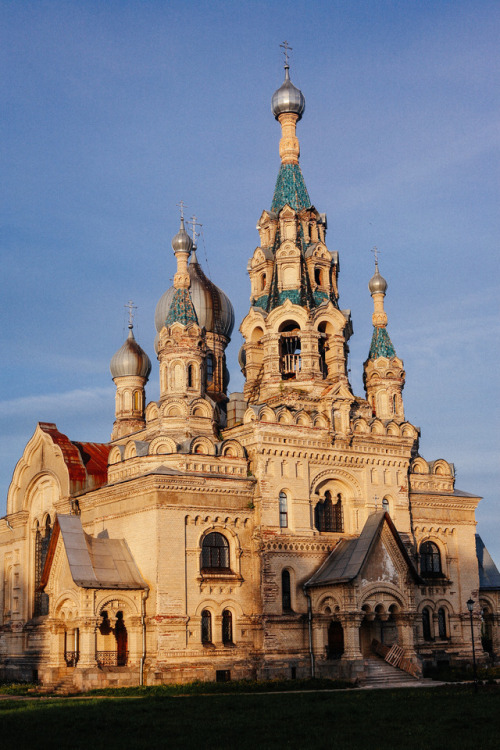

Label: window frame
[279,491,288,528]
[282,569,292,613]
[201,609,212,644]
[420,541,443,577]
[201,532,230,572]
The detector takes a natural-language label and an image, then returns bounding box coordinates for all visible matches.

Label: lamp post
[466,598,478,692]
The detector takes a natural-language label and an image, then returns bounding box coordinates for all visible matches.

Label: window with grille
[315,492,343,532]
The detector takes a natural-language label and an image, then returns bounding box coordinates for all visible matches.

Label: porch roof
[41,514,147,590]
[304,511,421,588]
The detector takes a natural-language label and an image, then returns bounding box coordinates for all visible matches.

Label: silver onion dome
[171,216,193,255]
[188,251,235,338]
[110,326,152,379]
[368,263,388,295]
[154,250,235,339]
[271,65,305,121]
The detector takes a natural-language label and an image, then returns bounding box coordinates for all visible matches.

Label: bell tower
[153,210,235,438]
[239,58,353,420]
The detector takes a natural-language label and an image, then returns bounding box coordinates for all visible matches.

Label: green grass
[1,685,500,749]
[85,676,353,697]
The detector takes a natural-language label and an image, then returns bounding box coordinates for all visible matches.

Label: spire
[270,48,310,213]
[367,253,396,359]
[165,210,198,327]
[364,255,405,419]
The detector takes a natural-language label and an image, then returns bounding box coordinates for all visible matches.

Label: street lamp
[466,598,478,692]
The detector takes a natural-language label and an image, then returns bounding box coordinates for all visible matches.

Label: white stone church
[1,64,499,690]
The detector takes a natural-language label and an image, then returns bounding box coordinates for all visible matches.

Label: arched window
[420,541,442,576]
[314,267,322,286]
[201,532,230,571]
[392,394,397,413]
[437,608,447,639]
[133,390,141,410]
[206,354,214,384]
[261,273,266,291]
[382,497,390,513]
[422,607,432,641]
[279,322,301,379]
[279,491,288,528]
[222,609,233,645]
[34,516,52,617]
[315,492,343,532]
[187,364,194,388]
[201,609,212,644]
[282,570,292,612]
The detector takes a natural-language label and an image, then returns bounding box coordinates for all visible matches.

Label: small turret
[364,257,405,421]
[110,312,151,440]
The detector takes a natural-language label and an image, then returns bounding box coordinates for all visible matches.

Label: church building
[1,63,499,690]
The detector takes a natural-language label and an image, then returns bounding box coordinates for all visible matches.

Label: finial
[125,300,137,330]
[188,215,203,246]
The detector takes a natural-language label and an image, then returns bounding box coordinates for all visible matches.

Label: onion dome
[110,325,152,379]
[271,65,305,121]
[368,263,388,295]
[154,251,235,339]
[171,216,193,255]
[188,251,235,338]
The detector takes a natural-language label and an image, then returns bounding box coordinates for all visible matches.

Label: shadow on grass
[1,685,500,750]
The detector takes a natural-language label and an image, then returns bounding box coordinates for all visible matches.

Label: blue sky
[1,1,499,557]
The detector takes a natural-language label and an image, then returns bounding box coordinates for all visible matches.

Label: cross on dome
[124,300,137,329]
[280,40,292,67]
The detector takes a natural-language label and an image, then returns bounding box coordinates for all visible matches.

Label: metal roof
[305,511,421,588]
[476,534,500,590]
[41,515,147,590]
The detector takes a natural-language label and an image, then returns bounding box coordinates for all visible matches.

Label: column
[78,618,98,668]
[340,613,363,660]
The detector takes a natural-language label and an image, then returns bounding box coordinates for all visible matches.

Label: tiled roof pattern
[271,163,311,213]
[368,326,396,359]
[165,288,198,327]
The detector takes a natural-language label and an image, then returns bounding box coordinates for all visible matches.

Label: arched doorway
[96,607,129,667]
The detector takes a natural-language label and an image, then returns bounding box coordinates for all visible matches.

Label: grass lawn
[1,684,499,749]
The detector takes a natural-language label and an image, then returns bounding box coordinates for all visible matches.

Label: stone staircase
[52,672,78,694]
[360,657,430,689]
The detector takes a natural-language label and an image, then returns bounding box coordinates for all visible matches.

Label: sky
[1,1,499,556]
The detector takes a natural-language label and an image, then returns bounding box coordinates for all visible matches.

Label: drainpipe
[140,588,149,686]
[304,587,315,678]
